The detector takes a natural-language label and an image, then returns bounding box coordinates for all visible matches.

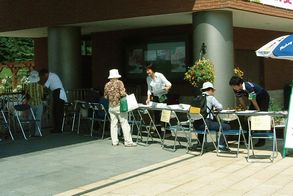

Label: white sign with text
[250,0,293,10]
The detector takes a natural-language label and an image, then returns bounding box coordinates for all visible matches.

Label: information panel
[284,86,293,149]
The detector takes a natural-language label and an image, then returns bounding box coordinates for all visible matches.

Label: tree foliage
[0,37,34,63]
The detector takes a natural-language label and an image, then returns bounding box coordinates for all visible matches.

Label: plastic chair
[136,108,162,145]
[88,102,110,138]
[247,115,277,162]
[216,113,248,157]
[161,110,189,152]
[13,104,42,140]
[187,106,217,155]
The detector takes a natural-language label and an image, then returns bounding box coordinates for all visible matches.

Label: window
[126,40,187,80]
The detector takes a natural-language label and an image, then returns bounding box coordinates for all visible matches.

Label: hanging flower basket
[184,58,215,88]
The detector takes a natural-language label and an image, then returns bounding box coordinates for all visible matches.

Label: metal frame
[247,115,277,162]
[217,113,248,157]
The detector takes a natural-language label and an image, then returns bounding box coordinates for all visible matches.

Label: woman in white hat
[25,70,44,137]
[104,69,136,147]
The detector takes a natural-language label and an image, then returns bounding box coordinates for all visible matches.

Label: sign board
[250,0,293,10]
[160,110,171,123]
[251,116,272,130]
[283,85,293,156]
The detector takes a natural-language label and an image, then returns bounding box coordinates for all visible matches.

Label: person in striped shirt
[25,70,44,136]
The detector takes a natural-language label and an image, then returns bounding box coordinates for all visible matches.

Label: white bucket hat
[28,70,40,83]
[108,69,121,79]
[201,82,215,91]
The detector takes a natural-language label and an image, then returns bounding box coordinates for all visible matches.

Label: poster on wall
[128,49,144,74]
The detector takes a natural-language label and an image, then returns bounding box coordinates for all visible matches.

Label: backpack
[191,94,210,118]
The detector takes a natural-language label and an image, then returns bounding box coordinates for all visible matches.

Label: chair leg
[15,114,28,140]
[61,115,65,132]
[2,111,14,141]
[200,133,206,155]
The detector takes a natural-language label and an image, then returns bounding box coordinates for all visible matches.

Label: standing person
[229,76,270,147]
[194,82,231,152]
[39,69,67,133]
[104,69,136,147]
[25,70,44,137]
[145,64,172,135]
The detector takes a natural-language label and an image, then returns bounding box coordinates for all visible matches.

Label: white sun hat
[108,69,121,79]
[201,82,215,91]
[28,70,40,83]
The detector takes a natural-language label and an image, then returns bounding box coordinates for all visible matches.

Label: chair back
[89,102,108,120]
[188,106,203,121]
[248,115,274,131]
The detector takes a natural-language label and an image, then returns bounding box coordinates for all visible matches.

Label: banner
[250,0,293,10]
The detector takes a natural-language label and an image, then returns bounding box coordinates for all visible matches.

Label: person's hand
[146,98,150,105]
[162,85,171,92]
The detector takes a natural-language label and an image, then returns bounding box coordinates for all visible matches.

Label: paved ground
[1,128,293,196]
[0,130,184,196]
[57,141,293,196]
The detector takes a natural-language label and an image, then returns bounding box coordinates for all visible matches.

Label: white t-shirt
[146,72,172,97]
[44,72,68,102]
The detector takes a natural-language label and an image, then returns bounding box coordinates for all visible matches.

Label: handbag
[126,93,139,112]
[120,96,128,112]
[120,94,139,112]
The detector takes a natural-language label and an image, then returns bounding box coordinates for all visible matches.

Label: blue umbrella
[256,35,293,157]
[256,34,293,61]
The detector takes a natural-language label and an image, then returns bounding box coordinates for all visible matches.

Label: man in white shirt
[40,69,67,133]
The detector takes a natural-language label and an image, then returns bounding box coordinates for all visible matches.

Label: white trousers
[109,105,133,145]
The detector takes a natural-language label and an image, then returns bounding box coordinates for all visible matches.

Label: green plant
[269,98,284,125]
[184,58,215,88]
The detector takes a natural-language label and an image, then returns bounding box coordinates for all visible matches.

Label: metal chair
[161,110,189,152]
[0,107,14,140]
[187,106,217,155]
[217,113,248,157]
[62,100,87,134]
[88,102,110,138]
[136,108,162,145]
[247,115,277,162]
[61,102,75,132]
[128,110,141,135]
[13,104,42,140]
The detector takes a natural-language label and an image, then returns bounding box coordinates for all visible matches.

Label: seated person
[193,82,231,152]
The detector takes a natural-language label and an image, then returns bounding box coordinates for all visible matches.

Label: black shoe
[218,146,231,152]
[255,140,266,147]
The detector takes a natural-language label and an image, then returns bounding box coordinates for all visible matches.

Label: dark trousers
[195,119,230,147]
[52,89,65,133]
[152,95,168,134]
[249,90,270,144]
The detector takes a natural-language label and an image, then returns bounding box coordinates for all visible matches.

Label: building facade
[0,0,292,107]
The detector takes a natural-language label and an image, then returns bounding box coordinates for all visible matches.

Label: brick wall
[1,0,292,32]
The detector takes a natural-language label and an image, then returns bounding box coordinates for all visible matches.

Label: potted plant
[184,58,215,88]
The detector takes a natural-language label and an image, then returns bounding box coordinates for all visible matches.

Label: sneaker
[124,143,137,147]
[218,146,231,152]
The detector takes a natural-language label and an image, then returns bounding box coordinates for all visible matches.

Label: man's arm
[251,99,260,111]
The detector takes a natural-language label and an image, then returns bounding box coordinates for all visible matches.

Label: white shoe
[124,143,137,147]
